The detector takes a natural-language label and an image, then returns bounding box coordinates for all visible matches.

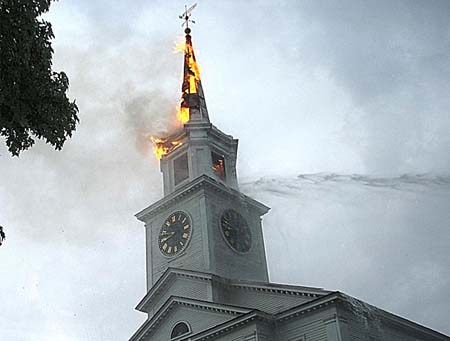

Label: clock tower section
[136,28,270,289]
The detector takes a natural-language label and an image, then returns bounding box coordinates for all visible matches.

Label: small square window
[174,153,189,185]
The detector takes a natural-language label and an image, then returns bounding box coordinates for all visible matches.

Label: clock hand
[161,232,176,242]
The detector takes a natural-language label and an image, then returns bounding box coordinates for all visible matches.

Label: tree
[0,0,78,156]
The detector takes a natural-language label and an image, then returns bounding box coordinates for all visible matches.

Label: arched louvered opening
[171,321,190,339]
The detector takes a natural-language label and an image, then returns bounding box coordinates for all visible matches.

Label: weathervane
[179,3,197,32]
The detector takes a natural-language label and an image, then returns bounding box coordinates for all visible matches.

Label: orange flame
[173,39,202,125]
[150,136,183,160]
[177,106,190,124]
[185,42,201,94]
[173,38,187,54]
[148,37,204,161]
[173,39,202,124]
[212,159,225,179]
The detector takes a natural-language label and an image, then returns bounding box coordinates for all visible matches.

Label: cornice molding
[275,291,341,322]
[133,277,450,341]
[185,311,272,341]
[130,296,251,341]
[136,267,328,314]
[179,293,341,340]
[227,281,328,297]
[136,268,214,312]
[135,175,270,222]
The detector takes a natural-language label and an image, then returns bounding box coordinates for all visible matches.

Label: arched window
[171,322,190,339]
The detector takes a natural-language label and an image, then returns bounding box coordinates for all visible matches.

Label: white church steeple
[153,26,239,195]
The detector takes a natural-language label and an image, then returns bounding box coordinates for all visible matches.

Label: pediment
[130,296,251,341]
[136,268,215,314]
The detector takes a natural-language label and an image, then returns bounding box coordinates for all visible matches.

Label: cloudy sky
[1,0,449,340]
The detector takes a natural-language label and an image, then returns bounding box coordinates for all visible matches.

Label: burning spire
[178,3,209,123]
[150,4,209,160]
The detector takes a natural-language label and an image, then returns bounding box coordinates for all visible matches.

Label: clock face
[220,209,252,253]
[158,211,192,257]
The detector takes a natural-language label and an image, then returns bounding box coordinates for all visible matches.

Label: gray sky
[1,1,449,339]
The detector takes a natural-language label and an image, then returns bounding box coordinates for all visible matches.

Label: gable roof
[277,292,450,340]
[171,292,450,341]
[136,268,214,312]
[136,267,328,313]
[183,310,273,341]
[336,292,450,340]
[130,296,252,341]
[174,293,342,341]
[133,276,450,341]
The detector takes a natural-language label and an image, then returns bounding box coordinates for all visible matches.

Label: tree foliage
[0,0,78,156]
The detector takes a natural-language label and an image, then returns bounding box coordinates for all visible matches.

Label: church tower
[130,14,450,341]
[136,26,270,289]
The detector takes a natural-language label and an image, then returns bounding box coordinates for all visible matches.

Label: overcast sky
[1,1,449,340]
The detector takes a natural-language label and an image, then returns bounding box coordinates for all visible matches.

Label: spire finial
[179,3,197,33]
[177,3,209,124]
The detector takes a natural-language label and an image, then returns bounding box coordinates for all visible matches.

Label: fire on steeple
[177,4,209,124]
[177,28,208,123]
[151,4,209,160]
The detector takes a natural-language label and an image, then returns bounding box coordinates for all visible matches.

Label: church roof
[135,268,215,312]
[171,293,342,340]
[334,292,450,340]
[167,291,450,341]
[276,291,450,341]
[136,267,328,314]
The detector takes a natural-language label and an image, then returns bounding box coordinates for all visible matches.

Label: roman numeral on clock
[159,211,192,257]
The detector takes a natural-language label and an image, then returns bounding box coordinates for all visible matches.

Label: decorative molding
[186,311,273,341]
[228,282,327,297]
[130,296,252,341]
[170,320,192,341]
[136,268,214,312]
[135,175,270,222]
[136,267,328,313]
[275,292,341,323]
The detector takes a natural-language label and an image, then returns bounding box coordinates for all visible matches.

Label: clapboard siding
[147,190,207,286]
[337,306,448,341]
[148,278,211,317]
[206,190,269,283]
[276,309,333,341]
[223,286,315,314]
[212,321,275,341]
[342,309,379,341]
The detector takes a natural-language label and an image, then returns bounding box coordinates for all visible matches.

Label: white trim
[170,320,192,341]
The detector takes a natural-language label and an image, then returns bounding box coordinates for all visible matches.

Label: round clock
[220,209,252,253]
[158,211,192,257]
